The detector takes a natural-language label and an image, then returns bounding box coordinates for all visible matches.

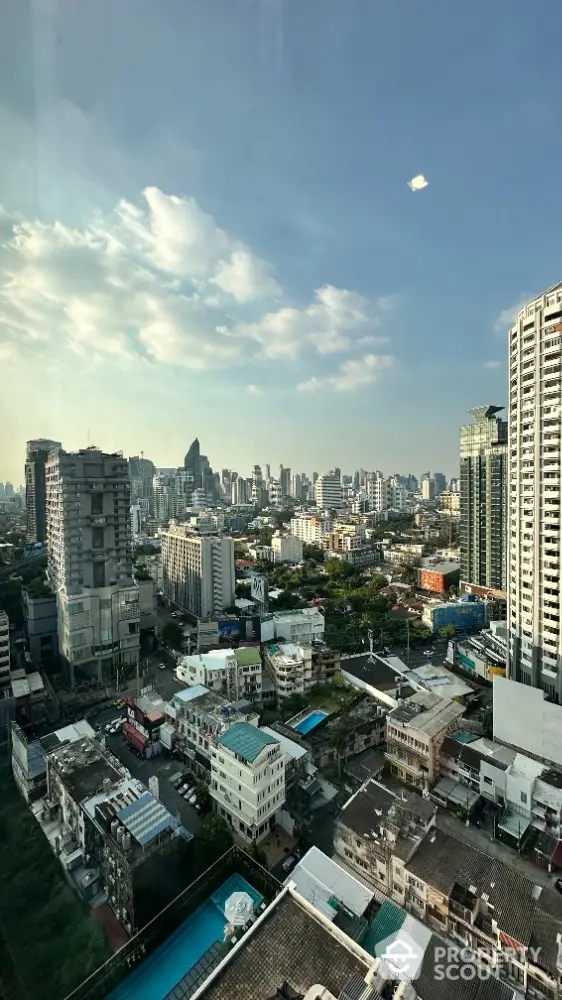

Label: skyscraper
[25,439,61,543]
[315,472,343,509]
[508,281,562,702]
[459,406,507,593]
[162,526,235,618]
[184,438,202,487]
[46,447,139,684]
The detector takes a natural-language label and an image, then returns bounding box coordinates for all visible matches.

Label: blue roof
[217,723,279,763]
[118,792,179,846]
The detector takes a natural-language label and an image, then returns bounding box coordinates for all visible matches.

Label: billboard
[219,619,240,637]
[250,575,268,603]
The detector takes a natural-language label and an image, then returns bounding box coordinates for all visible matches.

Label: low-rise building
[263,641,313,700]
[454,620,507,680]
[334,778,436,902]
[170,684,259,781]
[210,722,285,842]
[260,607,325,644]
[385,691,465,790]
[272,693,386,771]
[419,558,460,593]
[422,599,487,634]
[176,646,262,703]
[11,718,95,803]
[289,515,332,544]
[123,690,168,758]
[22,585,58,666]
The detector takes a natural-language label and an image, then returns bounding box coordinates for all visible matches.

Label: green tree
[401,561,420,586]
[250,840,269,868]
[368,572,388,593]
[330,712,350,777]
[194,813,233,866]
[439,625,456,639]
[325,558,356,580]
[303,544,325,564]
[195,783,212,815]
[162,621,185,651]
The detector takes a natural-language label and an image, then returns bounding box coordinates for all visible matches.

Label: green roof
[217,723,279,763]
[360,902,406,956]
[234,647,261,667]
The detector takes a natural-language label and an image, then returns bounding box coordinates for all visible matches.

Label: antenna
[367,629,376,664]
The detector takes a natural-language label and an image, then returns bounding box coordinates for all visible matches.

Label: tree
[368,573,388,593]
[325,558,356,580]
[439,625,456,639]
[195,783,212,815]
[401,562,420,586]
[330,712,350,777]
[162,621,185,651]
[194,814,233,866]
[250,840,269,868]
[303,544,325,564]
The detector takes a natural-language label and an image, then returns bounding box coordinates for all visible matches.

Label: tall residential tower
[25,439,61,543]
[508,281,562,702]
[459,406,508,593]
[45,447,139,684]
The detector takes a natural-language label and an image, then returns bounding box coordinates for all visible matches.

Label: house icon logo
[374,928,425,981]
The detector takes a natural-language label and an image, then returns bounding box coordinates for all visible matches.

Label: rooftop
[217,722,279,763]
[389,690,464,737]
[118,791,180,846]
[340,651,408,692]
[234,646,261,667]
[260,726,308,761]
[195,889,371,1000]
[39,719,95,754]
[48,737,123,803]
[420,558,461,574]
[285,846,374,923]
[338,778,435,860]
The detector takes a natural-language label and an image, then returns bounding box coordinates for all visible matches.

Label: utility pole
[136,659,140,697]
[406,617,410,666]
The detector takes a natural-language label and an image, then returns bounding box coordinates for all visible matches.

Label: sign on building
[250,575,268,604]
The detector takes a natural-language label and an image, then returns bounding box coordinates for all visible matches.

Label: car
[159,662,166,670]
[183,789,192,800]
[423,649,433,656]
[104,723,113,732]
[178,783,189,794]
[282,855,297,873]
[188,793,197,806]
[555,878,562,895]
[170,611,179,618]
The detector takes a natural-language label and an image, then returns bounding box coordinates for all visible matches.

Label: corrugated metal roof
[118,791,178,845]
[217,722,279,763]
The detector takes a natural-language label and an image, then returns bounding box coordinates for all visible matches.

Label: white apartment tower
[45,448,140,685]
[315,471,342,509]
[162,527,235,618]
[508,281,562,703]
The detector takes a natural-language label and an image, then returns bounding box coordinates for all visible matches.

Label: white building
[45,448,140,685]
[315,472,342,509]
[508,280,562,703]
[421,478,436,501]
[211,722,285,842]
[364,472,388,512]
[170,685,259,772]
[263,641,313,699]
[289,515,332,545]
[271,532,303,564]
[261,607,325,644]
[162,527,235,618]
[175,646,262,702]
[130,504,142,537]
[0,610,10,687]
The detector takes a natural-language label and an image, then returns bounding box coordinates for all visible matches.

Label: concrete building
[459,406,508,593]
[0,610,10,687]
[454,621,507,681]
[176,646,262,703]
[22,584,58,665]
[315,472,342,509]
[260,607,325,644]
[421,478,436,501]
[385,691,465,790]
[11,719,95,803]
[25,438,61,543]
[422,599,486,634]
[493,675,562,771]
[211,722,285,842]
[439,490,461,516]
[419,557,460,594]
[508,281,562,702]
[263,641,314,700]
[271,532,303,564]
[169,684,259,780]
[161,526,235,618]
[45,447,140,685]
[289,515,332,544]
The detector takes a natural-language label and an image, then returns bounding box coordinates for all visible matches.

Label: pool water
[294,710,328,734]
[109,874,263,1000]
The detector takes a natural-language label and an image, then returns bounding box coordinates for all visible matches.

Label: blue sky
[1,0,562,483]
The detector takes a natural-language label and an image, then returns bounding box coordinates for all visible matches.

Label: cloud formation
[297,354,394,392]
[246,384,263,395]
[483,360,503,370]
[0,187,394,384]
[494,297,529,333]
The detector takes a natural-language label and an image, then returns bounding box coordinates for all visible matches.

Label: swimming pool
[293,710,328,734]
[109,874,263,1000]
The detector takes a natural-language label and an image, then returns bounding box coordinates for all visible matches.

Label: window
[521,791,528,804]
[92,527,104,549]
[483,776,493,785]
[91,493,104,515]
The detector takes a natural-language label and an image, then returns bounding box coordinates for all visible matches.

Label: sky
[1,0,562,484]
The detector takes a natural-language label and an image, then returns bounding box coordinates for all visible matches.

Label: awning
[123,722,147,748]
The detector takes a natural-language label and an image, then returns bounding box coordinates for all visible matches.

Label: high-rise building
[128,455,155,502]
[315,472,343,509]
[161,527,235,618]
[433,472,447,496]
[25,439,61,543]
[279,465,291,499]
[184,438,202,487]
[508,281,562,702]
[459,407,507,595]
[45,447,140,684]
[421,478,436,501]
[0,611,10,688]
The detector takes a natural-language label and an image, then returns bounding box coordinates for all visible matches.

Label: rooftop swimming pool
[108,874,263,1000]
[293,710,329,734]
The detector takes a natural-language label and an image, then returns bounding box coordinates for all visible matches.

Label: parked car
[178,783,189,794]
[159,662,166,670]
[183,789,192,800]
[188,793,197,806]
[282,855,297,873]
[555,878,562,895]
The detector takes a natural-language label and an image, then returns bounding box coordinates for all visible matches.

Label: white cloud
[296,353,394,392]
[246,384,263,395]
[408,174,429,191]
[494,297,528,333]
[0,187,394,375]
[483,360,503,370]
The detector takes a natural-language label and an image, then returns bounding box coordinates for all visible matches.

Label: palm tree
[330,713,350,778]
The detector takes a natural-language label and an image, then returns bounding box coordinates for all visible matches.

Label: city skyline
[4,2,561,481]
